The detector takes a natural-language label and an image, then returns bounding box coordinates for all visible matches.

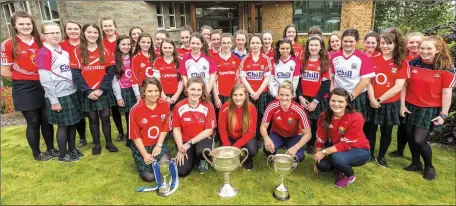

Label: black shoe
[376,157,389,168]
[70,149,84,158]
[78,139,87,148]
[106,144,118,152]
[115,134,125,142]
[404,163,423,172]
[125,139,132,148]
[47,148,60,157]
[257,141,263,150]
[58,154,79,162]
[245,158,254,171]
[92,146,102,155]
[423,167,437,180]
[388,150,404,158]
[34,152,54,161]
[369,156,376,162]
[306,146,315,155]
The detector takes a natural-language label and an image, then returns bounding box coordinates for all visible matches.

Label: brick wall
[262,2,293,41]
[340,0,374,39]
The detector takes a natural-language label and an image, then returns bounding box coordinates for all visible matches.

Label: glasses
[44,32,61,36]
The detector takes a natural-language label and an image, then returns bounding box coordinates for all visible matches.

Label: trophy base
[217,183,238,198]
[157,187,171,197]
[273,192,290,201]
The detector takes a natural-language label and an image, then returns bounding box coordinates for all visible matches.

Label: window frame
[180,2,187,27]
[2,2,15,36]
[169,2,176,29]
[20,1,31,14]
[292,0,342,34]
[38,0,60,24]
[156,3,165,29]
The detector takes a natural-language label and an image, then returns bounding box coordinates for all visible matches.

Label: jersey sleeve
[208,57,217,74]
[261,103,275,123]
[322,69,331,81]
[295,105,310,130]
[205,103,217,129]
[178,58,188,76]
[330,56,336,78]
[442,68,456,88]
[333,114,365,152]
[129,108,141,140]
[152,59,161,79]
[315,113,327,148]
[1,39,13,65]
[69,48,81,69]
[172,105,182,128]
[239,58,247,77]
[359,54,375,78]
[160,104,171,132]
[131,56,140,85]
[293,59,301,77]
[217,105,230,146]
[104,50,115,67]
[35,48,52,71]
[397,60,410,80]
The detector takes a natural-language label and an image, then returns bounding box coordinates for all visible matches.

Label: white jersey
[178,53,216,84]
[269,56,301,97]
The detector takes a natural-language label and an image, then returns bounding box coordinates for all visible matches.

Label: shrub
[1,86,14,114]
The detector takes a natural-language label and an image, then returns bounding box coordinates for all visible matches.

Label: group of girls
[1,10,453,187]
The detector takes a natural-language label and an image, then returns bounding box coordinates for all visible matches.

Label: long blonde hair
[422,36,453,71]
[227,84,251,135]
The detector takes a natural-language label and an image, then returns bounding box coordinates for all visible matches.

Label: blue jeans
[263,132,305,161]
[316,148,370,177]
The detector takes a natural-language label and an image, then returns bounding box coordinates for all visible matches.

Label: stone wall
[340,0,374,39]
[261,2,293,41]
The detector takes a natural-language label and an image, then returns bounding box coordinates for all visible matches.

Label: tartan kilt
[352,92,369,122]
[166,93,185,111]
[367,101,401,126]
[132,142,170,173]
[402,102,442,131]
[45,92,83,126]
[81,89,116,112]
[119,88,137,113]
[249,92,272,115]
[304,96,329,120]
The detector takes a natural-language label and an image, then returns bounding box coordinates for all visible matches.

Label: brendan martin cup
[267,154,299,201]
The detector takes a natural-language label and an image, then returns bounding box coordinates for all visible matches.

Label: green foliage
[374,1,454,33]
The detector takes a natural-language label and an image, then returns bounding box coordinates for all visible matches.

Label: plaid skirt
[352,92,369,122]
[119,88,137,113]
[132,142,170,173]
[402,102,442,131]
[12,80,45,111]
[45,92,83,126]
[166,93,185,111]
[81,89,116,112]
[249,92,272,115]
[367,101,401,126]
[304,96,329,120]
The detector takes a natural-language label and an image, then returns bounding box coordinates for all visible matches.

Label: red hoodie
[218,102,257,148]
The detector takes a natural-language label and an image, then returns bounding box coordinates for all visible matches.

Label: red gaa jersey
[69,47,115,89]
[59,40,79,54]
[129,99,170,146]
[405,54,419,62]
[239,53,272,93]
[177,48,191,59]
[209,48,221,57]
[263,100,310,137]
[131,51,159,86]
[300,59,331,97]
[292,42,305,64]
[218,102,257,148]
[154,47,161,58]
[213,53,241,97]
[153,56,180,95]
[1,36,40,80]
[172,98,216,142]
[262,47,275,60]
[371,55,409,103]
[103,34,117,55]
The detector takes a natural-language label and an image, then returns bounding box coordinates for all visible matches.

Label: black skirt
[249,92,272,115]
[352,92,369,122]
[304,96,329,120]
[12,80,45,111]
[367,101,401,126]
[45,92,83,126]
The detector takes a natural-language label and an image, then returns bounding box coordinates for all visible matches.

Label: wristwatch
[187,140,193,147]
[156,143,163,148]
[322,149,327,156]
[376,98,381,103]
[439,113,449,120]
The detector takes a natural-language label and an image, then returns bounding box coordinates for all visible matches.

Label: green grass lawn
[1,122,455,205]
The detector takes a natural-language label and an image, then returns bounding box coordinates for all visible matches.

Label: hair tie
[309,35,322,41]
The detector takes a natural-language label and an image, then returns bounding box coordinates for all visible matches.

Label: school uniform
[112,55,137,113]
[178,52,217,85]
[269,56,301,98]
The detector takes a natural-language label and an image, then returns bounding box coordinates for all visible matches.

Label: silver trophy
[157,160,171,196]
[267,154,299,201]
[203,146,249,198]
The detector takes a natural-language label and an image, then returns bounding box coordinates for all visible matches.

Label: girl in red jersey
[70,23,118,155]
[178,32,217,93]
[365,28,409,167]
[389,31,424,158]
[100,17,118,55]
[209,30,221,57]
[36,22,84,162]
[213,33,241,108]
[261,81,311,162]
[232,30,248,59]
[262,30,275,60]
[401,36,455,180]
[1,11,57,160]
[131,33,158,98]
[200,25,213,48]
[218,84,258,170]
[130,77,171,182]
[239,34,272,143]
[269,39,300,99]
[327,31,342,58]
[296,35,331,155]
[129,26,143,53]
[112,35,136,145]
[155,30,169,58]
[314,88,371,188]
[177,25,193,59]
[283,24,304,64]
[363,32,382,58]
[173,77,216,176]
[60,21,88,148]
[155,38,184,109]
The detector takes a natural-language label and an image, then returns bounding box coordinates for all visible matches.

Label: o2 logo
[375,73,391,88]
[124,69,132,78]
[147,126,160,139]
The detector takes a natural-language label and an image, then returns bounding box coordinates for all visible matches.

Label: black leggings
[111,106,124,136]
[87,108,113,147]
[76,118,86,141]
[364,122,393,159]
[139,153,171,182]
[22,108,55,158]
[405,124,433,167]
[56,125,77,158]
[226,137,258,159]
[178,138,213,177]
[308,119,318,147]
[395,123,407,154]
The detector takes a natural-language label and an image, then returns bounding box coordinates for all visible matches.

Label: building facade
[1,1,374,43]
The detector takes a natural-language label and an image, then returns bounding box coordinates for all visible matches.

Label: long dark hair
[79,23,105,65]
[380,28,406,68]
[282,24,298,43]
[190,32,209,55]
[323,88,356,137]
[10,11,42,59]
[364,32,381,53]
[63,21,81,40]
[115,35,132,79]
[274,39,295,64]
[141,77,163,99]
[303,35,330,74]
[327,31,342,52]
[133,33,155,63]
[342,29,360,42]
[159,38,181,81]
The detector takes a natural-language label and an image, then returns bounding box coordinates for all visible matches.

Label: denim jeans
[263,132,305,161]
[316,148,371,177]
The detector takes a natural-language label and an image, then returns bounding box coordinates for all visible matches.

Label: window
[20,1,31,14]
[180,2,186,26]
[293,1,342,33]
[169,3,176,28]
[156,3,164,28]
[2,2,14,35]
[39,1,60,25]
[247,4,262,33]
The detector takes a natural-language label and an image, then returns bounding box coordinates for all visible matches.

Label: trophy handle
[202,148,214,166]
[239,148,249,166]
[267,155,274,171]
[291,155,299,171]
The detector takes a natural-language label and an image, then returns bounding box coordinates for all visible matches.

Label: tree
[374,1,454,33]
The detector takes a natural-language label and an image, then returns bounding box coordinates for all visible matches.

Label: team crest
[199,117,204,122]
[203,65,207,70]
[232,61,236,66]
[142,118,148,124]
[289,66,293,72]
[288,117,293,124]
[261,65,265,70]
[339,127,345,135]
[160,114,166,120]
[140,63,146,68]
[30,54,37,66]
[317,66,321,71]
[434,73,440,78]
[391,68,397,73]
[412,69,417,73]
[351,63,358,70]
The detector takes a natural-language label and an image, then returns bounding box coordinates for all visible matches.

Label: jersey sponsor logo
[142,118,148,124]
[147,126,160,139]
[183,118,191,122]
[375,73,389,86]
[302,70,320,82]
[124,69,132,78]
[276,116,282,120]
[351,63,358,70]
[82,65,105,71]
[276,72,291,79]
[190,72,206,78]
[162,73,178,78]
[140,63,146,68]
[60,64,71,72]
[219,71,235,75]
[246,71,264,80]
[391,68,397,74]
[336,70,353,79]
[434,73,440,78]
